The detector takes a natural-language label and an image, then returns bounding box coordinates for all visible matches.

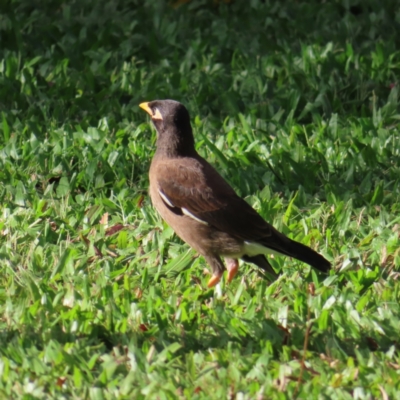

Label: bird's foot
[226,258,239,283]
[207,258,239,287]
[207,274,222,288]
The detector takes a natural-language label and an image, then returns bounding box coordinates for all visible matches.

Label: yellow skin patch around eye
[152,108,163,120]
[139,102,163,120]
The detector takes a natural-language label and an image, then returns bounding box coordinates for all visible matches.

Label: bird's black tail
[242,254,279,281]
[258,226,331,273]
[285,238,331,273]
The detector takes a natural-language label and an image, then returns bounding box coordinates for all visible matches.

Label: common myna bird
[139,100,331,287]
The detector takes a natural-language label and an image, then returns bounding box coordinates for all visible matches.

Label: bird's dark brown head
[139,99,195,157]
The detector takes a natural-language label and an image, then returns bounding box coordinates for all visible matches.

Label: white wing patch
[158,189,175,208]
[158,188,208,225]
[182,207,208,225]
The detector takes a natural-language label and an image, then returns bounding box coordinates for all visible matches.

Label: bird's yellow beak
[139,102,163,120]
[139,102,152,116]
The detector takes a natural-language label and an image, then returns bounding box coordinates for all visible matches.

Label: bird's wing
[154,157,283,247]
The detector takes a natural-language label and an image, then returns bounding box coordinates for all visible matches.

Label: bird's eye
[152,107,163,121]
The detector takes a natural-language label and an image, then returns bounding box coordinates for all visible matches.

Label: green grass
[1,0,400,398]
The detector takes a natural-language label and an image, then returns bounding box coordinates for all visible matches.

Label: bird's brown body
[140,100,331,287]
[150,154,245,279]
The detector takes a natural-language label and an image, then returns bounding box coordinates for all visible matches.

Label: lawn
[0,0,400,398]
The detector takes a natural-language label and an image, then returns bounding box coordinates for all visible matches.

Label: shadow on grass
[0,315,397,367]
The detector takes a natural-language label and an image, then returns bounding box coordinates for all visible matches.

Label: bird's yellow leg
[226,258,239,283]
[204,255,225,288]
[207,274,222,288]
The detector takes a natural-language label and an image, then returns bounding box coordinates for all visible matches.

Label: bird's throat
[155,127,196,158]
